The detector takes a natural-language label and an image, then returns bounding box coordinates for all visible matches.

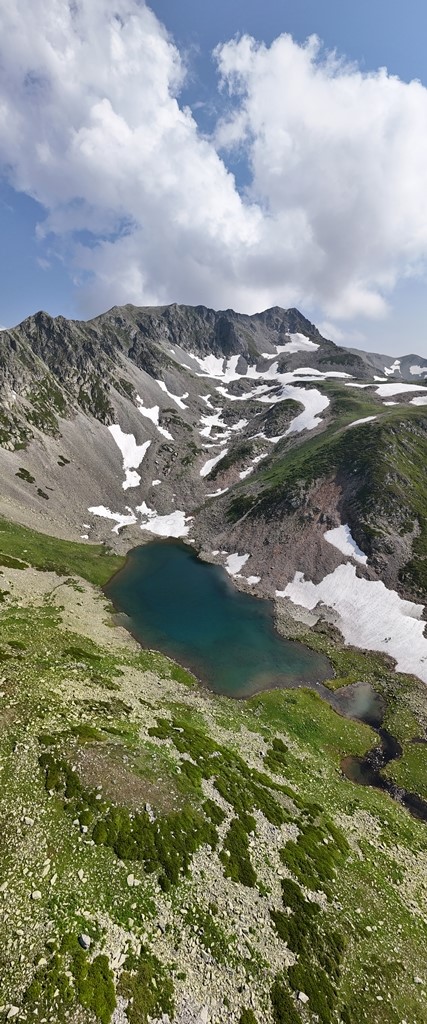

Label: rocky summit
[0,303,426,1024]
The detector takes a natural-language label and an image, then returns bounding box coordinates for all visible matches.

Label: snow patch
[152,479,161,486]
[261,333,319,356]
[88,506,137,534]
[109,425,151,471]
[246,575,261,585]
[375,382,427,398]
[206,487,229,497]
[384,359,401,376]
[409,365,427,376]
[347,416,377,428]
[157,425,174,440]
[156,380,188,409]
[324,524,367,565]
[239,467,254,480]
[135,503,192,538]
[136,398,159,426]
[225,553,250,576]
[279,563,427,684]
[123,469,141,490]
[200,449,228,478]
[136,396,174,440]
[411,396,427,406]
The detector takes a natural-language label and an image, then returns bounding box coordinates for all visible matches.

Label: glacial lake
[105,540,331,698]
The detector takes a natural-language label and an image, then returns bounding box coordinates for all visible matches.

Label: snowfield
[136,503,193,538]
[375,382,427,398]
[278,563,427,684]
[108,424,151,490]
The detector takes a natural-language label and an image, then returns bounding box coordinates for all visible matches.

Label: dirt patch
[73,742,183,814]
[0,706,17,731]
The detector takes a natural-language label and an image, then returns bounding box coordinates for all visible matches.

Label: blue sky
[1,0,427,356]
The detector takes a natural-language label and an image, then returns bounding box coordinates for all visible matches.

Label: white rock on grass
[298,992,309,1004]
[30,890,42,900]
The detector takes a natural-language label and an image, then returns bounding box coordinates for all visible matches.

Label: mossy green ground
[0,522,426,1023]
[0,516,123,586]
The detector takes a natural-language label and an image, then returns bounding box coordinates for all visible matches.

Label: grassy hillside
[0,517,123,586]
[0,521,426,1024]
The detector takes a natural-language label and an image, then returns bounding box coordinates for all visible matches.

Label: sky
[0,1,427,356]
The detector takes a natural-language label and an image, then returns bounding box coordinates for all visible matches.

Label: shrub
[203,798,226,825]
[270,979,302,1024]
[240,1010,258,1024]
[119,949,174,1024]
[220,818,257,887]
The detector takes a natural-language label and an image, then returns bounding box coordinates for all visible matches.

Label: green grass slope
[0,522,426,1024]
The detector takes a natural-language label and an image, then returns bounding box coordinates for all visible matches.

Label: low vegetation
[0,522,426,1024]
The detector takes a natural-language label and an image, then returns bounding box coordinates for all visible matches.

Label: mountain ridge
[1,302,427,1024]
[0,299,426,664]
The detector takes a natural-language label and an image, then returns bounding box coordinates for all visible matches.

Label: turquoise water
[105,541,331,698]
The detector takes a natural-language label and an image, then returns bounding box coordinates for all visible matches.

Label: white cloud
[1,6,427,320]
[317,321,367,345]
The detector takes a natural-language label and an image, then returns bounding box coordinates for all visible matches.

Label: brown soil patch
[73,742,182,814]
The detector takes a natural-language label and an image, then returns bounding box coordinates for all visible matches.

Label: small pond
[105,541,427,821]
[105,540,331,698]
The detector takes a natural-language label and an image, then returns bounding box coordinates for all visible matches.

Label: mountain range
[0,303,427,1024]
[1,303,426,607]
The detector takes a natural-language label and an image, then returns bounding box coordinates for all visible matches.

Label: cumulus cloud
[1,3,427,320]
